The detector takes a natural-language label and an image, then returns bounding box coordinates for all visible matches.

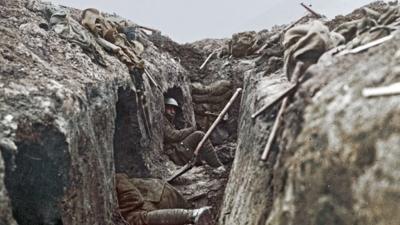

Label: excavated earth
[1,0,400,225]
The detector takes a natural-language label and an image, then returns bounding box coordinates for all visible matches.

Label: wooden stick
[261,62,304,161]
[167,88,242,182]
[193,88,242,155]
[204,111,219,117]
[199,50,216,70]
[137,25,158,33]
[144,68,161,90]
[251,83,297,119]
[362,82,400,97]
[261,97,288,160]
[339,34,393,56]
[255,42,269,55]
[300,3,322,18]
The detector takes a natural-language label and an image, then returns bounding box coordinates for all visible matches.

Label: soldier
[116,173,213,225]
[163,98,225,169]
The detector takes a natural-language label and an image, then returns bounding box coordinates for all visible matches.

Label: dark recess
[164,86,186,129]
[1,124,70,225]
[113,87,151,178]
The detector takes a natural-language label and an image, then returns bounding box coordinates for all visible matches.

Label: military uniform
[163,116,223,168]
[116,173,189,225]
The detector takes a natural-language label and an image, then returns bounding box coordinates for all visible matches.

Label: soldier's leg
[156,182,190,209]
[182,131,223,168]
[201,139,224,168]
[145,207,213,225]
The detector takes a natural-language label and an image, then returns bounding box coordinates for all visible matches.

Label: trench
[1,124,70,225]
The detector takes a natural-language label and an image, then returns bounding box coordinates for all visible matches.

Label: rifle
[167,88,242,182]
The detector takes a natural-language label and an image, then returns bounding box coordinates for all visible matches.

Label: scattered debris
[338,34,394,55]
[261,62,304,161]
[334,5,400,50]
[49,10,107,66]
[251,83,297,119]
[229,31,258,57]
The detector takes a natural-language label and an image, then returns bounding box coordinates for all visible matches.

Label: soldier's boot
[146,207,213,225]
[200,140,224,169]
[182,131,224,168]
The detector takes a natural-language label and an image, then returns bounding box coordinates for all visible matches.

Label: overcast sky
[48,0,382,43]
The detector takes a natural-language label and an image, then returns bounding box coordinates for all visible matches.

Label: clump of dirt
[326,1,389,30]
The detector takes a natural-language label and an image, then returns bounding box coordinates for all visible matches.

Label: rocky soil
[1,0,399,225]
[218,1,400,225]
[0,0,225,224]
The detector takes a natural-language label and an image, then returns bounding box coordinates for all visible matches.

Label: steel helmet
[165,97,179,107]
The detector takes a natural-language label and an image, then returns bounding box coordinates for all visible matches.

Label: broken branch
[261,62,304,161]
[137,25,158,33]
[144,68,161,91]
[339,34,393,56]
[199,50,217,70]
[261,97,288,161]
[362,82,400,97]
[193,88,242,156]
[251,83,297,119]
[300,3,322,18]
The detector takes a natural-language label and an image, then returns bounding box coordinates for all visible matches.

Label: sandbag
[283,20,344,79]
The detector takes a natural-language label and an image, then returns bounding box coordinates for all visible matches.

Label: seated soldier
[163,97,224,169]
[116,173,213,225]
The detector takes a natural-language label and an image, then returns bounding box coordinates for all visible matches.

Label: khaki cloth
[49,10,107,66]
[191,80,233,104]
[283,20,344,79]
[116,173,189,225]
[80,8,144,68]
[163,116,196,165]
[229,31,258,57]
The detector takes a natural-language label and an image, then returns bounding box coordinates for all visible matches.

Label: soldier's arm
[164,120,195,143]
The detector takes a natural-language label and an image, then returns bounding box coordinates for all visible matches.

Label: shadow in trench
[164,86,186,129]
[1,124,70,225]
[113,87,151,178]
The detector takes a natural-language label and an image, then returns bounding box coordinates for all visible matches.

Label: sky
[48,0,383,43]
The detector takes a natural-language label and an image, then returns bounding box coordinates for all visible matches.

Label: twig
[204,111,219,117]
[284,16,305,33]
[137,25,158,33]
[261,97,289,161]
[251,83,297,119]
[362,82,400,97]
[199,50,216,70]
[300,3,322,18]
[338,34,393,56]
[261,62,304,161]
[255,42,270,55]
[144,68,161,90]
